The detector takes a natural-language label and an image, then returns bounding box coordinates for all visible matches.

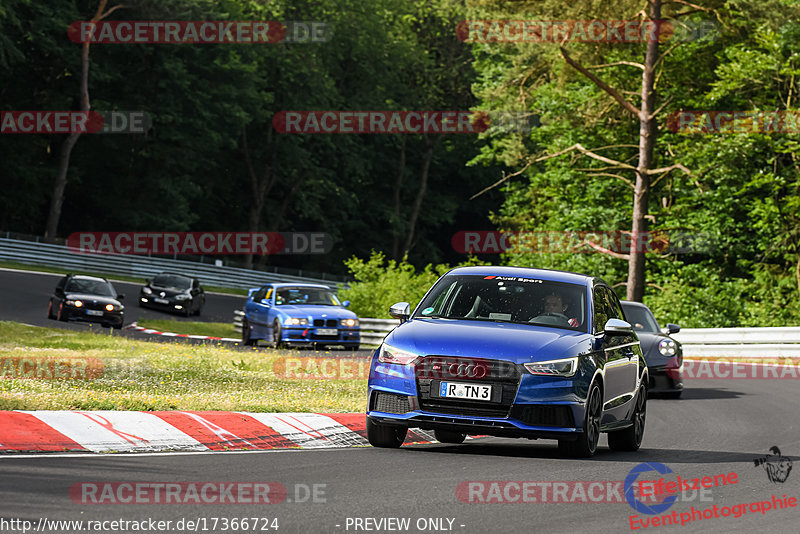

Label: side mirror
[145,278,151,285]
[665,323,681,334]
[117,294,125,300]
[389,302,411,323]
[603,318,633,336]
[342,300,351,308]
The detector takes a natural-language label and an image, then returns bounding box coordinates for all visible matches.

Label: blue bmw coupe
[242,283,360,350]
[366,266,648,457]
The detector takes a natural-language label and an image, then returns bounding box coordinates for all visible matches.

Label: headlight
[524,357,578,377]
[340,318,359,327]
[67,300,83,308]
[142,287,152,295]
[175,293,191,301]
[284,317,309,325]
[377,343,420,365]
[659,339,677,356]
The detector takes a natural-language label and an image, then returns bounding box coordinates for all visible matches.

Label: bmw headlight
[340,318,359,327]
[659,339,677,356]
[377,343,420,365]
[284,317,309,325]
[66,300,83,308]
[142,287,153,295]
[524,357,578,377]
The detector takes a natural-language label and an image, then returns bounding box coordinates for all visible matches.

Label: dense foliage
[2,0,800,326]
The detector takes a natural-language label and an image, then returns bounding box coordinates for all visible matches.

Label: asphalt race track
[1,269,799,533]
[0,267,246,328]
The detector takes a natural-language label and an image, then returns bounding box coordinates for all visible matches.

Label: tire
[273,320,284,349]
[434,429,466,444]
[608,386,647,452]
[47,300,55,319]
[241,318,256,346]
[56,302,67,322]
[559,381,602,458]
[366,417,407,448]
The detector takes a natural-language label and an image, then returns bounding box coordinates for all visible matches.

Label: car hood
[147,286,189,297]
[65,293,122,306]
[277,305,357,319]
[384,318,593,363]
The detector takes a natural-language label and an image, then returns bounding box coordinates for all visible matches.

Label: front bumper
[63,307,123,326]
[282,326,360,346]
[139,296,191,313]
[649,364,684,393]
[367,355,590,440]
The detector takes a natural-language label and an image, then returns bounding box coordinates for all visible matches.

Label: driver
[542,292,580,327]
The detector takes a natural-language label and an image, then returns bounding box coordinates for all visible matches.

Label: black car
[47,274,125,328]
[621,300,683,398]
[139,273,205,317]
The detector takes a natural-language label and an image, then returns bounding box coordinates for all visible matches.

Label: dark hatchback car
[621,301,683,398]
[47,274,125,328]
[139,273,205,317]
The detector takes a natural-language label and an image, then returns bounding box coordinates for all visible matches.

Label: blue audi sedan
[366,266,648,457]
[242,283,360,350]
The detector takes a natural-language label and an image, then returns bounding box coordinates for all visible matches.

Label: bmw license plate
[154,298,169,304]
[440,382,492,401]
[317,328,337,336]
[86,310,103,316]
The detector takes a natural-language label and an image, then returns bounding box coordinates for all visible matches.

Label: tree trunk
[44,0,111,238]
[242,127,275,269]
[626,0,661,302]
[403,135,437,257]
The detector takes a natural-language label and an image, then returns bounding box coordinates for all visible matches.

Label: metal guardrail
[233,310,800,356]
[673,327,800,358]
[0,237,348,290]
[233,310,396,347]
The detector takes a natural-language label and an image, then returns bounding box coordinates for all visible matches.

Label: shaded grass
[137,318,238,338]
[0,321,367,412]
[0,260,247,296]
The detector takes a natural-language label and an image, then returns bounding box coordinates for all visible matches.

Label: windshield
[275,287,340,306]
[152,274,192,290]
[65,278,116,297]
[622,304,660,333]
[414,275,587,331]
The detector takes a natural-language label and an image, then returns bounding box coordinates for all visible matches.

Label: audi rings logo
[448,362,488,379]
[416,357,493,380]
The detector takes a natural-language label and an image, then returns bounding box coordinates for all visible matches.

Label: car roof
[620,300,650,309]
[68,274,108,283]
[270,283,332,290]
[445,265,594,285]
[153,272,193,279]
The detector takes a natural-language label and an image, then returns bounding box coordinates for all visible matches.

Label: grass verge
[0,321,366,412]
[0,260,247,296]
[136,318,238,338]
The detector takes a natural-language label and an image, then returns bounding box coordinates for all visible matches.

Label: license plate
[440,382,492,401]
[316,328,337,336]
[86,310,103,316]
[154,298,169,304]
